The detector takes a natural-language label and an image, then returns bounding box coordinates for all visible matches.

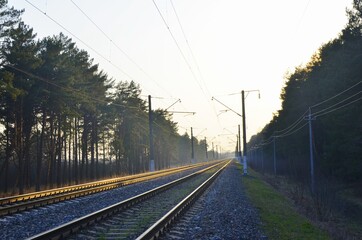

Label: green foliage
[249,2,362,186]
[241,167,329,240]
[0,1,210,193]
[248,4,362,237]
[0,0,23,38]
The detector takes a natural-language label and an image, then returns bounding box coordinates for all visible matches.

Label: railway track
[0,161,216,217]
[27,160,230,240]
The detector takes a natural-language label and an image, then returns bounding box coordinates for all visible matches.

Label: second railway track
[28,160,231,240]
[0,161,215,217]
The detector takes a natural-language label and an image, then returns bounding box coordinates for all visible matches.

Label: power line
[70,0,110,42]
[169,0,209,95]
[314,95,361,118]
[25,0,134,81]
[274,109,309,134]
[5,64,142,110]
[310,81,361,109]
[153,0,223,139]
[69,0,173,98]
[259,138,274,146]
[152,0,205,95]
[115,108,182,139]
[257,81,362,145]
[169,0,224,134]
[255,121,308,147]
[71,0,200,115]
[295,0,312,32]
[275,122,308,138]
[311,91,361,117]
[270,82,361,137]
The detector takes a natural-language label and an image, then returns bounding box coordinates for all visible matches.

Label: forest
[0,0,214,195]
[248,0,361,222]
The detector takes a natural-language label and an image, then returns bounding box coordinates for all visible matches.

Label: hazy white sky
[7,0,352,152]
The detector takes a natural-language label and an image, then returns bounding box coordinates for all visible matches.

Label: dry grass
[257,171,362,240]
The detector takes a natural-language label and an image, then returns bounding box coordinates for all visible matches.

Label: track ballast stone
[162,161,267,240]
[0,166,205,240]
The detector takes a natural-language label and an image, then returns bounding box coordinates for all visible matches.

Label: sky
[7,0,353,152]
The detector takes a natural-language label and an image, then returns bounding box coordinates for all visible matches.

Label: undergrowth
[238,163,329,240]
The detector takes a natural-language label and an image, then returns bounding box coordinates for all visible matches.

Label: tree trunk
[23,115,32,190]
[90,117,95,180]
[56,114,62,187]
[16,98,24,194]
[102,130,106,179]
[4,120,10,193]
[74,117,78,184]
[48,113,55,189]
[81,116,89,182]
[63,118,67,186]
[36,109,46,191]
[95,121,99,179]
[68,118,72,185]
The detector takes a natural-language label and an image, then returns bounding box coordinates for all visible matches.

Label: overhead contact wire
[70,0,173,98]
[25,0,134,80]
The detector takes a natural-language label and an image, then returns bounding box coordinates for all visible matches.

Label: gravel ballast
[0,162,267,239]
[161,161,267,240]
[0,166,206,240]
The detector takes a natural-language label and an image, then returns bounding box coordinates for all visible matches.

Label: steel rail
[136,160,231,240]
[0,162,206,204]
[26,161,227,240]
[0,161,218,216]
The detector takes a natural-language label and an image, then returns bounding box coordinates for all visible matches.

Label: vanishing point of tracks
[28,160,230,240]
[0,162,212,217]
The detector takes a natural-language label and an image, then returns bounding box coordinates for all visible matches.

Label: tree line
[248,0,361,206]
[0,0,214,195]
